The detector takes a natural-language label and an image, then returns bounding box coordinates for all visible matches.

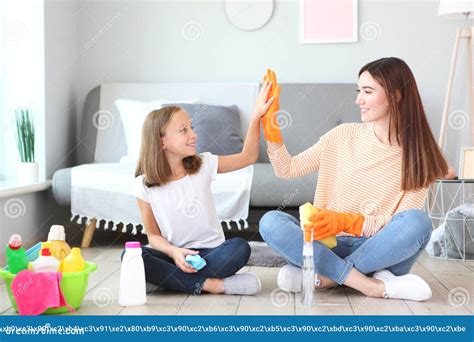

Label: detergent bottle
[40,241,53,256]
[119,242,146,306]
[61,247,85,273]
[31,248,60,272]
[6,234,28,274]
[46,225,71,260]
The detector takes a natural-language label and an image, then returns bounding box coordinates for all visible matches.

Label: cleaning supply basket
[0,262,97,314]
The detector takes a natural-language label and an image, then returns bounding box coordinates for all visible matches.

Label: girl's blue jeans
[259,209,432,284]
[121,237,250,294]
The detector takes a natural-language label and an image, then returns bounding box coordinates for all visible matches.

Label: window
[0,0,44,183]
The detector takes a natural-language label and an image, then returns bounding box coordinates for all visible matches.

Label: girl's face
[356,71,390,123]
[161,109,197,158]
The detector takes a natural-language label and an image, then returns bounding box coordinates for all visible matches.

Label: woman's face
[356,71,390,123]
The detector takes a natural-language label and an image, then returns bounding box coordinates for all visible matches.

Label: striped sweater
[268,122,428,237]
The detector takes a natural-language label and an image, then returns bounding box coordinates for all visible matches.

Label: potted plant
[15,108,38,184]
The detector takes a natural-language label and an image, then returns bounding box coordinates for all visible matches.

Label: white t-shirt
[133,152,225,249]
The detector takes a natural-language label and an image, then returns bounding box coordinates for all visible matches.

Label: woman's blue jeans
[259,209,432,284]
[120,237,251,294]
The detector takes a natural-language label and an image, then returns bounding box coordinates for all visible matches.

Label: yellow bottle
[61,248,85,273]
[47,225,71,261]
[300,202,337,249]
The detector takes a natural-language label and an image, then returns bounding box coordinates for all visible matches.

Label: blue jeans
[121,238,250,294]
[259,209,432,285]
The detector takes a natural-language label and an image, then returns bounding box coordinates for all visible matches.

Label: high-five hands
[261,69,283,143]
[253,76,275,118]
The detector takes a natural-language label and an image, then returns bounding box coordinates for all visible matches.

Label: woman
[259,60,449,301]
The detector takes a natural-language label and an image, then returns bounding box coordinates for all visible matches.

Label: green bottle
[6,234,28,274]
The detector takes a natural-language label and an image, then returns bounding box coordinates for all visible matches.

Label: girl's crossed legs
[121,237,251,294]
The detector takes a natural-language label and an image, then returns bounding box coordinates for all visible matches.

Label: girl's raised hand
[253,79,275,118]
[170,247,199,273]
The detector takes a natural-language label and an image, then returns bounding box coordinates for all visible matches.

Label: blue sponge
[185,254,207,270]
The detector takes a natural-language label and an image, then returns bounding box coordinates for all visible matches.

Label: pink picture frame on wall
[300,0,358,44]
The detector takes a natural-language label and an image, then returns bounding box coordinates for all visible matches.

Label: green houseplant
[15,108,38,184]
[15,108,35,162]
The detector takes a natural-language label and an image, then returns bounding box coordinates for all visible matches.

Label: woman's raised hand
[261,69,283,143]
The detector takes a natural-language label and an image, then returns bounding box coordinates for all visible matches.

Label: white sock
[277,265,321,293]
[373,269,432,301]
[223,272,261,295]
[278,265,302,292]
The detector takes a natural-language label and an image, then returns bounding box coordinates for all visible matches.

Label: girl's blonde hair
[135,106,202,187]
[359,57,448,191]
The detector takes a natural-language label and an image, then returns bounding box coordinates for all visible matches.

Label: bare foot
[362,278,385,298]
[315,275,338,291]
[202,278,224,294]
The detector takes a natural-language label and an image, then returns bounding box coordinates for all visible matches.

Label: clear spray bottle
[300,206,319,306]
[301,229,316,305]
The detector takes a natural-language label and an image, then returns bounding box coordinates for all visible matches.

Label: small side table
[424,179,474,260]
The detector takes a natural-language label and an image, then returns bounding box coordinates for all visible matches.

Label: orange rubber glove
[299,203,337,248]
[261,69,282,143]
[309,208,365,240]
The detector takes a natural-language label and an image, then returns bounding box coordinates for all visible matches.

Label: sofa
[52,82,360,242]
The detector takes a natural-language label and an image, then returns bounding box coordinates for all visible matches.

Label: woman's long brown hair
[359,57,448,191]
[135,106,202,187]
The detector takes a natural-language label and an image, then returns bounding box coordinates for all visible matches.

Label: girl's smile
[161,109,198,157]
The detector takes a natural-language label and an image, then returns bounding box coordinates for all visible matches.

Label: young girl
[131,81,275,295]
[260,59,449,301]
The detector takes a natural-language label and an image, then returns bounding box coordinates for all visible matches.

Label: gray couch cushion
[78,86,101,165]
[250,163,317,207]
[79,84,360,163]
[170,103,243,156]
[258,83,360,163]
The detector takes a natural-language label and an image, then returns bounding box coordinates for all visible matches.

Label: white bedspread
[71,162,253,234]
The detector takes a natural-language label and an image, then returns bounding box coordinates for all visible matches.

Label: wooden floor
[1,246,473,315]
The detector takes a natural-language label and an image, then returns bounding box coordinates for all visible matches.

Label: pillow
[169,103,243,156]
[115,99,163,161]
[115,98,199,162]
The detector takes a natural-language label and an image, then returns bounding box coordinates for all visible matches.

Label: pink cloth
[11,270,74,315]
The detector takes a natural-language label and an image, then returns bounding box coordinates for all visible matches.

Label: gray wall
[0,191,54,264]
[75,0,470,168]
[45,0,79,179]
